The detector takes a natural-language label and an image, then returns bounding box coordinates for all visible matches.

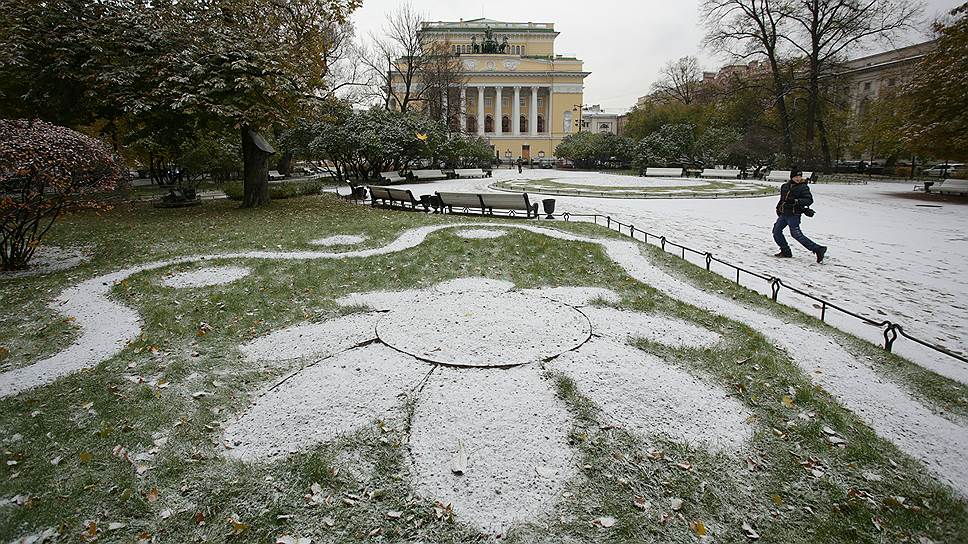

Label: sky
[350,0,962,113]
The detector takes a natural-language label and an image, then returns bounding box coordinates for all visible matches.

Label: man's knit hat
[790,169,803,179]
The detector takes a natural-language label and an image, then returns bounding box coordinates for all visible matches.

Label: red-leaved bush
[0,119,125,270]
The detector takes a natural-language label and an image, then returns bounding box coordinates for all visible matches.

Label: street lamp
[572,104,585,132]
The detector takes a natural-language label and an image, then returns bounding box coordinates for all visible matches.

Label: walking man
[773,170,827,263]
[516,156,523,174]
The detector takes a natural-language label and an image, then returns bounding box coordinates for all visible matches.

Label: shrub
[0,119,124,270]
[223,179,324,201]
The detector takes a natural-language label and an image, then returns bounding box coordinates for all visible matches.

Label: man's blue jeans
[773,213,821,254]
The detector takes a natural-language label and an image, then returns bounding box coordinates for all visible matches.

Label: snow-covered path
[391,169,968,383]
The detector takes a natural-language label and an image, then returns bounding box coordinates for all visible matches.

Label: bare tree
[784,0,923,168]
[357,3,431,112]
[650,56,704,104]
[702,0,797,162]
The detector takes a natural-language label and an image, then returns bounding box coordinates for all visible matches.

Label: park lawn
[0,194,965,543]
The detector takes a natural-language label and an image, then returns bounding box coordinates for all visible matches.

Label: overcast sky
[351,0,961,112]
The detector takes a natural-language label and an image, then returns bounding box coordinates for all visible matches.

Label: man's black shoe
[774,251,792,258]
[816,246,827,263]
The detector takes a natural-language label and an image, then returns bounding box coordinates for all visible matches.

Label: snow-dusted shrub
[0,119,124,270]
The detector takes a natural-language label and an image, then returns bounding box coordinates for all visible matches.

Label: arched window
[502,116,511,133]
[519,116,528,133]
[536,115,545,133]
[485,115,494,133]
[466,116,477,133]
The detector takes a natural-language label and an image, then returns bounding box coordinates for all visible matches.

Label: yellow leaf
[771,494,783,506]
[690,520,707,536]
[228,516,249,535]
[146,487,159,503]
[781,395,795,408]
[0,346,9,360]
[79,451,92,464]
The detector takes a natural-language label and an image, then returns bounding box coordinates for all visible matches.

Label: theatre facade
[395,18,589,161]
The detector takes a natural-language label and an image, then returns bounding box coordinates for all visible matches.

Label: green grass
[492,178,778,199]
[0,194,964,543]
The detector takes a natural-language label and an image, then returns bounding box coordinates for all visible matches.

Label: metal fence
[553,212,967,366]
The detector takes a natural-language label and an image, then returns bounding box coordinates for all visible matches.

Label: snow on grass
[160,265,251,288]
[453,228,508,239]
[409,365,576,535]
[224,343,429,462]
[308,234,368,247]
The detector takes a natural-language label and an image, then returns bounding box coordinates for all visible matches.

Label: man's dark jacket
[776,181,814,215]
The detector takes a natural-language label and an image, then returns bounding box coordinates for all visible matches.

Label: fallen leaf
[450,440,467,475]
[146,487,159,503]
[690,520,707,537]
[742,521,760,540]
[593,516,616,528]
[535,466,556,478]
[228,516,249,535]
[781,395,795,408]
[386,510,403,519]
[671,498,683,511]
[160,508,173,520]
[633,496,650,510]
[78,451,93,464]
[107,522,126,531]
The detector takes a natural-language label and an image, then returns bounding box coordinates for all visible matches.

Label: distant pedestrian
[773,170,827,263]
[516,156,523,173]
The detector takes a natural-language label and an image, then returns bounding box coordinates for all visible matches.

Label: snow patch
[0,246,89,279]
[583,306,721,349]
[410,366,575,535]
[223,344,427,461]
[161,266,251,288]
[551,340,752,451]
[309,234,368,247]
[376,291,591,368]
[453,228,508,239]
[238,312,380,364]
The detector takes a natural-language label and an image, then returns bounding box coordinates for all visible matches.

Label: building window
[485,97,493,106]
[537,114,545,133]
[888,78,897,87]
[485,115,494,132]
[599,123,610,132]
[863,82,871,91]
[502,116,511,132]
[520,116,528,133]
[538,98,544,107]
[466,116,477,132]
[503,97,510,108]
[563,111,573,133]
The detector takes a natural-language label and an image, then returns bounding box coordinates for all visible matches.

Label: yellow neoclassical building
[401,18,589,161]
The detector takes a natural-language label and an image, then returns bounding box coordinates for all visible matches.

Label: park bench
[379,171,407,184]
[268,170,285,181]
[455,168,486,178]
[368,186,425,210]
[701,169,741,179]
[435,191,539,218]
[643,167,684,178]
[766,170,814,182]
[937,179,968,196]
[411,169,448,182]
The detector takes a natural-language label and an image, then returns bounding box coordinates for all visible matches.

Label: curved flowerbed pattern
[1,223,966,533]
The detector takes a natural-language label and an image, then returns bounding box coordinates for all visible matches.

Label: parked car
[923,163,966,178]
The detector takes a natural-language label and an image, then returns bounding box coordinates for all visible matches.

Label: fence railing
[551,212,967,366]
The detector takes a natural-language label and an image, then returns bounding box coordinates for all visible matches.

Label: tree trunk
[241,126,271,208]
[769,65,795,163]
[277,151,294,176]
[817,115,833,171]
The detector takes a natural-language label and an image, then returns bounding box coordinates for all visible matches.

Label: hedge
[223,179,326,201]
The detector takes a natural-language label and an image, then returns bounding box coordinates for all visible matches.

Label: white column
[512,86,521,136]
[477,85,485,136]
[494,85,503,136]
[545,86,552,134]
[530,86,538,137]
[459,87,466,133]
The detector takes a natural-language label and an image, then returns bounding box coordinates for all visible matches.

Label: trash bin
[542,198,556,219]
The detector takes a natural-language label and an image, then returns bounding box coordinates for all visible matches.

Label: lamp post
[505,149,512,168]
[572,104,585,133]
